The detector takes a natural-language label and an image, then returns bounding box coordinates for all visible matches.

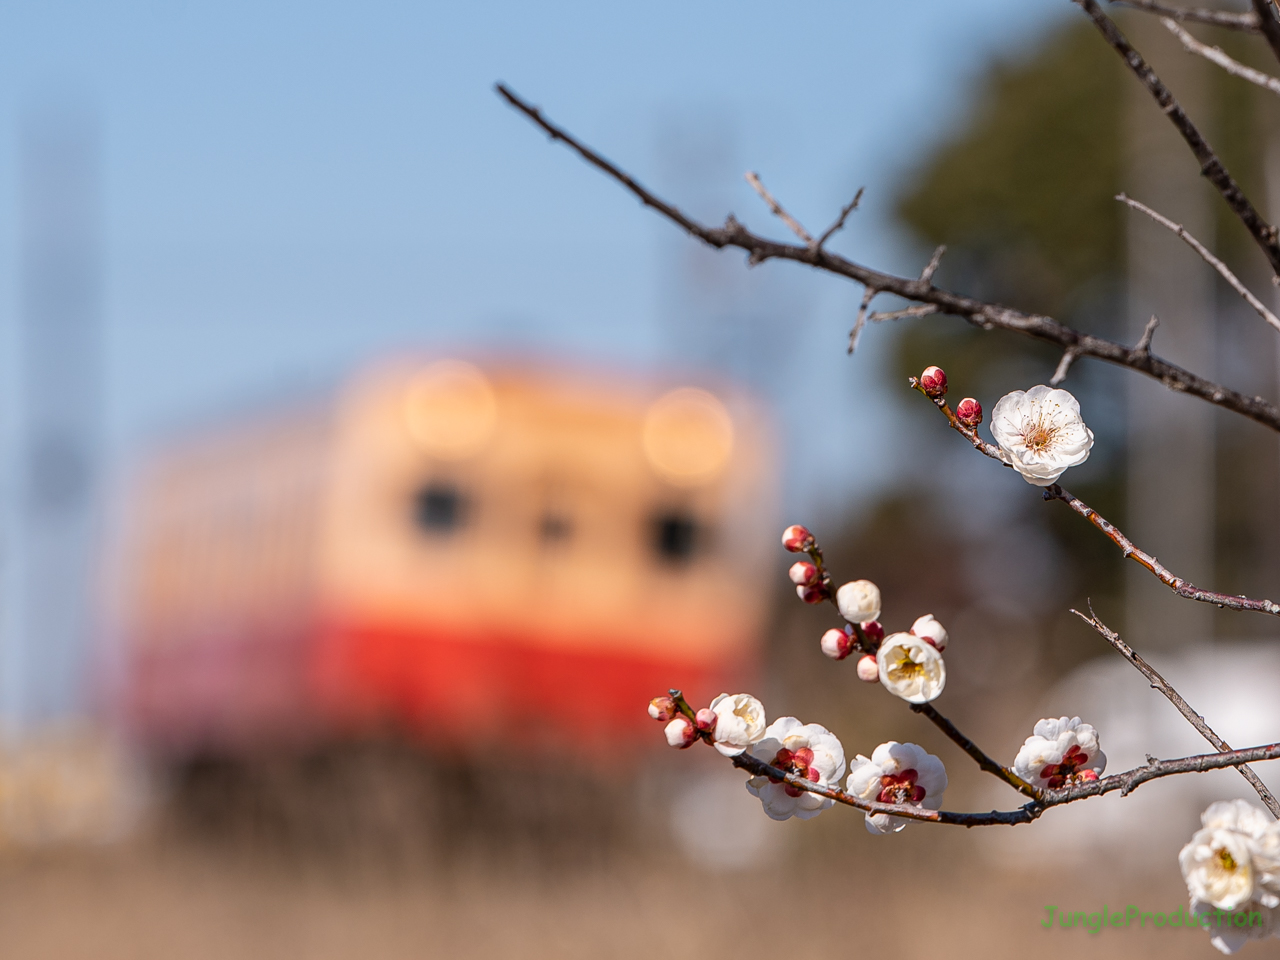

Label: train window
[651,512,699,564]
[414,483,467,534]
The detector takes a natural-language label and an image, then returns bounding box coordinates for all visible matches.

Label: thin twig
[1112,0,1261,31]
[911,701,1041,800]
[1048,742,1280,801]
[1050,348,1079,386]
[495,83,1280,434]
[744,171,814,245]
[1075,0,1280,276]
[1254,0,1280,65]
[1071,606,1280,817]
[813,187,864,250]
[1162,18,1280,94]
[848,288,878,354]
[920,245,947,283]
[1119,193,1280,334]
[1134,313,1160,356]
[869,304,940,323]
[911,379,1280,618]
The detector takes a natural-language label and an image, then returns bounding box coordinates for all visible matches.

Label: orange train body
[118,357,778,758]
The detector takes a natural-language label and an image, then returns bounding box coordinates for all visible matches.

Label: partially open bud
[665,716,697,748]
[955,397,982,427]
[836,579,881,624]
[797,582,829,604]
[820,626,855,661]
[782,524,815,553]
[860,619,885,645]
[648,695,677,722]
[856,655,879,683]
[788,561,819,586]
[695,707,717,734]
[910,613,948,651]
[920,366,948,398]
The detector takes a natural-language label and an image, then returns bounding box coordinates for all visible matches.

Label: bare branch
[911,701,1041,800]
[1134,313,1160,357]
[1049,742,1280,801]
[1075,0,1280,276]
[744,171,814,245]
[1254,0,1280,65]
[496,83,1280,433]
[869,304,940,323]
[813,186,864,250]
[848,287,878,354]
[911,380,1280,618]
[1071,607,1280,816]
[1162,17,1280,94]
[1119,193,1280,334]
[1112,0,1262,31]
[920,245,947,283]
[1050,348,1079,386]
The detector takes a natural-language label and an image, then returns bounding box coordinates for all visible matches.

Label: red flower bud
[797,582,829,604]
[920,366,948,398]
[860,620,885,644]
[956,397,983,427]
[788,561,819,586]
[648,696,677,722]
[695,708,717,734]
[820,626,855,661]
[782,524,815,553]
[665,717,697,748]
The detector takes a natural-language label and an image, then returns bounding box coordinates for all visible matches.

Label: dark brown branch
[1254,0,1280,64]
[814,187,864,250]
[911,701,1041,800]
[495,83,1280,434]
[1071,607,1280,816]
[912,381,1280,618]
[1075,0,1280,276]
[1112,0,1261,31]
[1048,742,1280,802]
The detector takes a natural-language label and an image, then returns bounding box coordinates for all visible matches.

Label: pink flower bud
[695,707,717,734]
[956,397,982,427]
[920,366,948,398]
[797,582,829,604]
[856,655,879,682]
[648,695,677,722]
[782,524,815,553]
[664,717,697,748]
[820,626,855,661]
[860,620,885,644]
[788,561,819,586]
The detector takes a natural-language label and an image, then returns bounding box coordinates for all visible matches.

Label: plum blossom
[846,741,948,834]
[910,613,948,651]
[836,580,881,625]
[708,693,766,757]
[989,385,1094,486]
[665,716,696,748]
[820,626,855,661]
[1012,717,1105,789]
[876,633,945,703]
[1182,800,1280,953]
[745,717,846,821]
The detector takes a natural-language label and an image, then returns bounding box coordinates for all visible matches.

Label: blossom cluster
[1179,800,1280,954]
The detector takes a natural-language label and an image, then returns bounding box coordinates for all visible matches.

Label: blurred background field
[0,0,1279,956]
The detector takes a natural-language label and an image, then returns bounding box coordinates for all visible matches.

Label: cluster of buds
[782,524,831,603]
[648,690,767,757]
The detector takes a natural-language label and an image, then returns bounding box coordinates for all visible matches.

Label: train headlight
[642,388,734,486]
[403,360,498,460]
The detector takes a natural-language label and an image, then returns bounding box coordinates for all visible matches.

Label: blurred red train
[115,357,778,760]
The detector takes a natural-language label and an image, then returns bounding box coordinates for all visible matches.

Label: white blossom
[1181,800,1280,912]
[664,717,696,748]
[910,613,948,651]
[989,385,1094,486]
[836,580,881,625]
[708,693,766,757]
[846,741,948,834]
[745,717,845,821]
[1191,898,1278,955]
[876,633,945,703]
[1012,716,1106,789]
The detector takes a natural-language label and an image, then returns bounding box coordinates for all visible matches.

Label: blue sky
[0,0,1068,517]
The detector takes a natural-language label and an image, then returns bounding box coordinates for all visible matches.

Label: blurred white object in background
[985,641,1280,867]
[668,764,780,871]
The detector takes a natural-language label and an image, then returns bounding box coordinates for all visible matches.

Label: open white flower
[1012,716,1106,789]
[708,693,766,757]
[876,633,945,703]
[989,385,1094,486]
[1191,897,1277,955]
[836,580,881,625]
[847,741,947,834]
[1181,800,1280,914]
[745,717,846,821]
